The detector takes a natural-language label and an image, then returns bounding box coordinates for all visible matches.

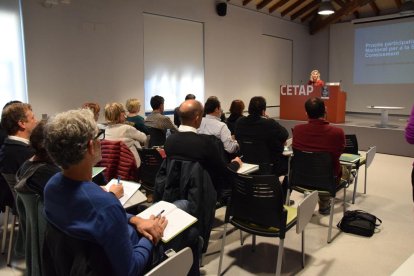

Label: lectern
[280,84,346,123]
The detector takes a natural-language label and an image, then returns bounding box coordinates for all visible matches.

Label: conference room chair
[344,134,377,196]
[238,139,274,174]
[137,148,164,192]
[288,149,349,243]
[15,192,46,276]
[217,173,318,276]
[147,127,166,148]
[42,222,114,276]
[1,173,21,266]
[97,140,138,181]
[144,247,192,276]
[360,146,377,194]
[154,158,216,254]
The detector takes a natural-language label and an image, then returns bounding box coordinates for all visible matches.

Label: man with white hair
[43,109,167,275]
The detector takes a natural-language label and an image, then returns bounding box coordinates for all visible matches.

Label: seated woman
[42,109,167,275]
[226,99,245,135]
[82,102,106,130]
[16,120,60,199]
[125,98,149,135]
[104,102,147,167]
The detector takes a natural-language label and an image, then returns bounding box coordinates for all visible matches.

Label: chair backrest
[239,139,275,174]
[344,134,359,154]
[296,191,318,234]
[42,222,114,276]
[144,247,192,276]
[148,127,166,148]
[154,158,216,253]
[138,148,163,191]
[97,140,137,181]
[227,173,286,234]
[15,192,46,276]
[1,172,17,204]
[289,149,337,196]
[366,146,377,168]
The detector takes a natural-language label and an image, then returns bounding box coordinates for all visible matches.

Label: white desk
[367,106,404,128]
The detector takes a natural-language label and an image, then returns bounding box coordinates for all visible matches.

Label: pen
[117,176,121,185]
[155,209,165,218]
[239,155,243,159]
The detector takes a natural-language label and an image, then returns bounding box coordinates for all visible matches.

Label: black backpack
[337,210,382,237]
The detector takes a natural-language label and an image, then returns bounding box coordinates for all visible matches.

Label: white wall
[22,0,318,120]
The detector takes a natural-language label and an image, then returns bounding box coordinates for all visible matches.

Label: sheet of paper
[105,179,140,206]
[137,200,197,242]
[237,163,259,174]
[92,167,106,177]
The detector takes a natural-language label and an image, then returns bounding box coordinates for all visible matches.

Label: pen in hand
[155,209,165,218]
[117,176,121,185]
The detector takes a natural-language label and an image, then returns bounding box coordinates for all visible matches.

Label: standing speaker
[216,2,227,17]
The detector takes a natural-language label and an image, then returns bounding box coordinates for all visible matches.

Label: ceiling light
[318,0,335,15]
[400,0,414,15]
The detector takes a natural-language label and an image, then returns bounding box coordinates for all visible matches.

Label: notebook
[137,200,197,243]
[237,163,259,174]
[92,167,106,178]
[105,179,141,206]
[340,153,361,163]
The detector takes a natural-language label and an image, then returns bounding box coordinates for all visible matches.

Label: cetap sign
[280,85,314,96]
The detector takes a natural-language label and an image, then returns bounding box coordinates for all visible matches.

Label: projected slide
[354,21,414,84]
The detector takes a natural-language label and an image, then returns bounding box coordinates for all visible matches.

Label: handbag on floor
[337,210,382,237]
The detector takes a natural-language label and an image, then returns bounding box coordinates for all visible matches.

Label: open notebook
[237,163,259,175]
[105,179,143,206]
[137,201,197,243]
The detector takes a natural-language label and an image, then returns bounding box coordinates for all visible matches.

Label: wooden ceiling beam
[280,0,303,17]
[291,0,321,21]
[369,2,380,16]
[301,7,319,22]
[333,0,346,8]
[394,0,402,9]
[243,0,253,6]
[257,0,273,10]
[269,0,289,13]
[310,0,375,34]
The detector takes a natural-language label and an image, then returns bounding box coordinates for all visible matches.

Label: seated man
[145,95,178,135]
[165,99,242,193]
[235,96,288,176]
[174,94,196,127]
[292,97,345,215]
[43,109,200,275]
[43,109,163,275]
[198,97,239,155]
[0,102,37,210]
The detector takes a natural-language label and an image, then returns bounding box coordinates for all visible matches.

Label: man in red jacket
[292,97,345,214]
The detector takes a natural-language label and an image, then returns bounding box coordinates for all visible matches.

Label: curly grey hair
[44,109,98,169]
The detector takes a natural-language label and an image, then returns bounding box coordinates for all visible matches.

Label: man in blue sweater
[43,109,167,275]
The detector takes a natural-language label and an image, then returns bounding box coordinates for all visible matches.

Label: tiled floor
[1,152,413,275]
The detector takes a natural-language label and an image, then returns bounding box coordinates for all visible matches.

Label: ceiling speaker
[216,2,227,17]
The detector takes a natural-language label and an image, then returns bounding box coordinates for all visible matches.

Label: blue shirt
[44,172,153,276]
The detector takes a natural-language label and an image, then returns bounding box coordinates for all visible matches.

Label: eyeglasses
[94,129,105,140]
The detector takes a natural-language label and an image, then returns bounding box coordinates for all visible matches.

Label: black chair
[42,223,114,276]
[288,149,348,243]
[147,127,166,148]
[137,148,164,191]
[154,158,216,254]
[238,139,274,174]
[217,173,318,276]
[344,134,364,203]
